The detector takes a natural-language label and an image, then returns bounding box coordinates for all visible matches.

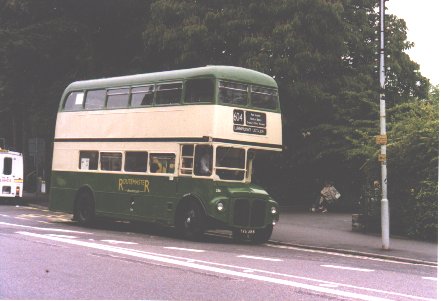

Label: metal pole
[379,0,390,250]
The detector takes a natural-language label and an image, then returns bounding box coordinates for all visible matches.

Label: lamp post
[378,0,390,250]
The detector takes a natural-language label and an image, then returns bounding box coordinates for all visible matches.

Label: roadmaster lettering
[118,178,150,193]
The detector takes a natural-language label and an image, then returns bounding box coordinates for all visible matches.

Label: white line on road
[16,231,399,301]
[164,247,205,253]
[0,221,92,234]
[17,231,436,301]
[237,255,282,262]
[422,277,437,281]
[268,244,437,268]
[321,265,375,272]
[101,240,138,245]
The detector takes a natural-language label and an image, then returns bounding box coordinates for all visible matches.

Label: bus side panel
[176,177,230,226]
[49,171,78,213]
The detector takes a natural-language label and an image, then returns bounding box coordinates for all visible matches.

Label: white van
[0,149,23,198]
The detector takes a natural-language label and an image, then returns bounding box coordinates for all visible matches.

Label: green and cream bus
[50,66,282,243]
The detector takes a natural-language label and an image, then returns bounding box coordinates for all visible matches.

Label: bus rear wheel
[74,190,95,226]
[176,200,205,241]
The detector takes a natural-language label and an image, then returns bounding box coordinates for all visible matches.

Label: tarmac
[20,192,438,266]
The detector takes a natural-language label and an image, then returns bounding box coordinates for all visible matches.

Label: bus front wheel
[176,200,205,241]
[74,190,95,226]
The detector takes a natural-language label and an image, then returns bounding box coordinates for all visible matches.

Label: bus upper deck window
[184,79,214,103]
[131,85,154,107]
[64,92,84,111]
[107,88,130,109]
[85,89,106,110]
[155,83,182,105]
[251,86,278,110]
[219,81,248,106]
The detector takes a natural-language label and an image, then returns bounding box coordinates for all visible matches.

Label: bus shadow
[54,217,234,245]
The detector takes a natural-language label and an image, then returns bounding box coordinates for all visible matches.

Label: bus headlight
[216,202,224,212]
[271,207,277,215]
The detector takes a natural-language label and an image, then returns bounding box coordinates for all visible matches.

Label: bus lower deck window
[150,153,175,174]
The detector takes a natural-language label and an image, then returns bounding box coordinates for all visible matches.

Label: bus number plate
[240,229,255,235]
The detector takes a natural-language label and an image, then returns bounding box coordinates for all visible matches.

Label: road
[0,203,437,300]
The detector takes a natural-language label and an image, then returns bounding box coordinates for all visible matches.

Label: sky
[387,0,440,86]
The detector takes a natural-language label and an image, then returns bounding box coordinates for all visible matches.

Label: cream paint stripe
[17,231,395,301]
[0,221,92,234]
[164,247,205,253]
[237,255,282,262]
[321,265,375,272]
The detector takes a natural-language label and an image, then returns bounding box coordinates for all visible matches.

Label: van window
[3,157,12,175]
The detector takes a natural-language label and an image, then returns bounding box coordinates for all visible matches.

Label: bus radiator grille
[233,199,266,227]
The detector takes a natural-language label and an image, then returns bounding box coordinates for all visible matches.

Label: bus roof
[64,66,277,93]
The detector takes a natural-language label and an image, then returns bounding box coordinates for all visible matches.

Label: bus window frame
[124,151,149,173]
[63,91,85,111]
[214,146,248,182]
[149,152,177,175]
[106,87,130,109]
[99,151,123,172]
[130,84,155,108]
[154,82,183,106]
[183,78,216,104]
[84,89,107,111]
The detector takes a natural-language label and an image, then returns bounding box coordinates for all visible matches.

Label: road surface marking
[238,255,282,262]
[0,214,10,217]
[17,231,393,301]
[17,231,436,301]
[101,240,138,245]
[422,277,437,281]
[164,247,205,253]
[321,265,374,272]
[47,234,77,239]
[320,283,340,288]
[0,221,92,234]
[268,244,437,268]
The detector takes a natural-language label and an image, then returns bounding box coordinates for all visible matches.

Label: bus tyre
[252,225,273,244]
[176,200,205,241]
[74,190,95,226]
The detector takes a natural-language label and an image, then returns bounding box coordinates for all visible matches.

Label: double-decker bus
[0,149,23,198]
[50,66,282,243]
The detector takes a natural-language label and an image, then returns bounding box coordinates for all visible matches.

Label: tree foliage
[0,0,435,239]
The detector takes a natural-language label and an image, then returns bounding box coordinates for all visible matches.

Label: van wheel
[176,200,205,241]
[74,190,95,225]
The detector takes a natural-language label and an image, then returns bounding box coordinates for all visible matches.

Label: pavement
[20,192,438,266]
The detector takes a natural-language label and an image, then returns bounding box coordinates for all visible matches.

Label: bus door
[133,153,178,222]
[176,144,214,205]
